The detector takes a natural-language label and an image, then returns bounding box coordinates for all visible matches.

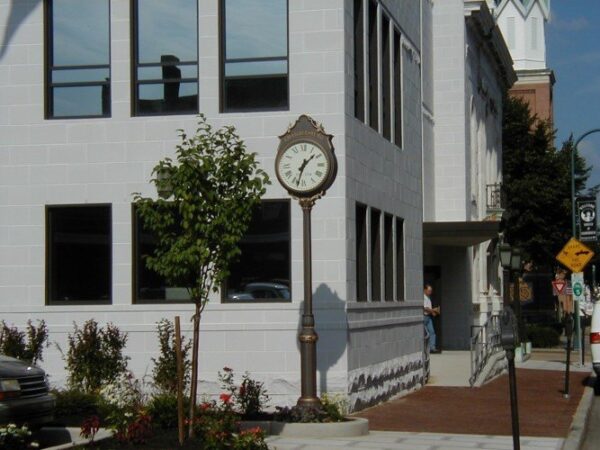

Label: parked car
[591,300,600,395]
[227,282,291,301]
[0,354,55,426]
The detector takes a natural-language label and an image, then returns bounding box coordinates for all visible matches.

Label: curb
[40,427,112,450]
[562,374,595,450]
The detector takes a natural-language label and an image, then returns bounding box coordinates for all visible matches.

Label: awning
[423,221,501,247]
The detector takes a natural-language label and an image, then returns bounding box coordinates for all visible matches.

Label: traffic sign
[556,237,595,273]
[572,272,585,303]
[552,279,566,295]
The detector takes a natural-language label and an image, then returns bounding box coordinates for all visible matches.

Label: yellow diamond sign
[556,237,595,273]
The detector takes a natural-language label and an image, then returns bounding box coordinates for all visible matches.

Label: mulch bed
[354,369,590,437]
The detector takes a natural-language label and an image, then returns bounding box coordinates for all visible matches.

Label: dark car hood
[0,354,44,378]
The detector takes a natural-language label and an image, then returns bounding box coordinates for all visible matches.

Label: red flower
[219,393,232,403]
[200,402,212,411]
[223,367,233,372]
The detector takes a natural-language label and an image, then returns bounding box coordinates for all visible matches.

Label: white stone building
[423,0,516,374]
[0,0,429,410]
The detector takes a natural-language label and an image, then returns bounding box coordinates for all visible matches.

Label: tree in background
[134,115,269,437]
[502,96,591,269]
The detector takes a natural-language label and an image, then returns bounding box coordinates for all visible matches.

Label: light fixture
[499,241,512,269]
[510,248,522,271]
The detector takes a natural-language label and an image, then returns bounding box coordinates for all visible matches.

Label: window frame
[44,0,112,119]
[130,0,200,117]
[46,203,113,306]
[218,0,290,113]
[221,199,292,303]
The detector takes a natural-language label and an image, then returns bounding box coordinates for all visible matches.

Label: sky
[547,0,600,190]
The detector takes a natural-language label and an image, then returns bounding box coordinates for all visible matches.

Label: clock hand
[296,155,316,186]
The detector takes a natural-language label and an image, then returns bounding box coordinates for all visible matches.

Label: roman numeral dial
[276,142,330,195]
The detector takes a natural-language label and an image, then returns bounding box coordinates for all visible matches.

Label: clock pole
[298,197,320,407]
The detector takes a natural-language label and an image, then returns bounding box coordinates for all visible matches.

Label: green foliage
[320,393,348,422]
[526,324,560,348]
[151,319,191,394]
[133,114,270,307]
[147,392,189,430]
[502,97,591,268]
[218,367,269,419]
[0,424,38,450]
[0,320,49,364]
[52,388,103,423]
[64,319,129,393]
[274,399,347,424]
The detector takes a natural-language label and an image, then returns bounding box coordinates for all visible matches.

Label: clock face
[277,142,330,194]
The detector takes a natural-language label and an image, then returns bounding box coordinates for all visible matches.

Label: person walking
[424,284,440,353]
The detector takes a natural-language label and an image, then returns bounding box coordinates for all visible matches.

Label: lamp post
[499,237,512,307]
[511,248,523,344]
[499,241,521,450]
[571,129,600,362]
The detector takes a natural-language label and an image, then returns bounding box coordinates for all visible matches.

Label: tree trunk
[188,302,201,438]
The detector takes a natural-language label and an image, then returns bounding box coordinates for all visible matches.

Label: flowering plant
[80,415,100,442]
[99,371,152,443]
[0,423,39,449]
[217,367,269,419]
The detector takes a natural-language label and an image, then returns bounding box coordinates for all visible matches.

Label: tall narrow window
[46,0,110,118]
[396,217,405,301]
[370,208,381,301]
[353,0,364,121]
[221,0,288,111]
[384,213,393,301]
[368,0,378,131]
[530,17,539,50]
[133,0,198,115]
[393,28,402,146]
[133,206,190,303]
[224,201,291,302]
[356,203,368,302]
[47,205,111,304]
[506,17,516,50]
[381,16,391,140]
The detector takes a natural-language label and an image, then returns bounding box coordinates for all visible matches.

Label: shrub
[218,367,269,419]
[320,393,348,422]
[63,319,129,393]
[80,415,100,442]
[526,324,560,348]
[192,395,267,450]
[147,392,189,430]
[151,319,191,395]
[0,320,49,364]
[274,395,347,424]
[52,388,103,423]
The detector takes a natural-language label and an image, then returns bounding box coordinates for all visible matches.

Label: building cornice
[491,0,550,21]
[465,0,517,89]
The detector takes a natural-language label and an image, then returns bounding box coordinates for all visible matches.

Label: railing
[486,183,504,212]
[469,313,502,386]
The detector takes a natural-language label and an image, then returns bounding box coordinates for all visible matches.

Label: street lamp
[499,237,521,450]
[571,128,600,362]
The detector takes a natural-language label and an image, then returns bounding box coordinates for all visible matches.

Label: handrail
[469,313,502,386]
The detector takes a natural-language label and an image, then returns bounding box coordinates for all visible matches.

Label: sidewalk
[266,349,595,450]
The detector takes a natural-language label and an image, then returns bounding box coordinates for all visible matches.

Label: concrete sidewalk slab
[266,431,563,450]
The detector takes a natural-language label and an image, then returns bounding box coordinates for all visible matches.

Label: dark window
[221,0,288,111]
[381,16,391,140]
[384,213,393,301]
[133,206,190,303]
[356,203,367,302]
[396,217,405,300]
[353,0,364,121]
[393,28,402,146]
[45,0,110,118]
[46,205,111,304]
[224,200,291,302]
[368,0,378,131]
[370,208,381,301]
[133,0,198,115]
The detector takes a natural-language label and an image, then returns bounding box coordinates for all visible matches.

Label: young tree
[133,115,269,436]
[502,96,591,269]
